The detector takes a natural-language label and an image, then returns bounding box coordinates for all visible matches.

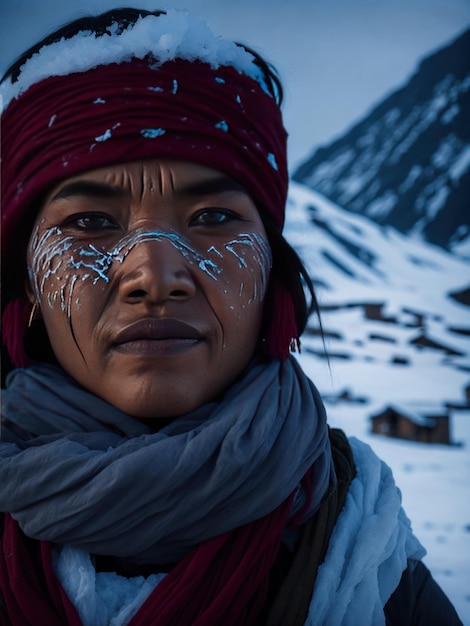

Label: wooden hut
[370,403,451,444]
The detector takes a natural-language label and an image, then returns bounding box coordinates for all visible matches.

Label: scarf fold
[305,437,426,626]
[264,428,356,626]
[0,493,296,626]
[41,431,354,626]
[0,358,334,565]
[0,515,82,626]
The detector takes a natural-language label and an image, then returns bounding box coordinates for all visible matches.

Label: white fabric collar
[306,437,426,626]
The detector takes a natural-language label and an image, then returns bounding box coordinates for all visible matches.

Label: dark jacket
[385,558,463,625]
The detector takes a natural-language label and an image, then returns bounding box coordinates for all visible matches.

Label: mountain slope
[293,28,470,254]
[285,181,470,407]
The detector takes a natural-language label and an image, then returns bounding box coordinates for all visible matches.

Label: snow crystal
[95,129,112,142]
[0,10,267,110]
[267,153,278,170]
[214,120,229,132]
[140,128,166,138]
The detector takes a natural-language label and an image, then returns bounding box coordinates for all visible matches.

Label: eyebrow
[49,175,248,203]
[177,177,248,198]
[50,180,127,202]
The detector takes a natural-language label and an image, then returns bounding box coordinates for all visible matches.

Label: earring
[27,303,38,328]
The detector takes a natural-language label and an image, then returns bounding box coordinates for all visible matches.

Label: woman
[0,8,463,625]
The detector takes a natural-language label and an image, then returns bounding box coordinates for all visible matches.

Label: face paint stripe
[29,227,271,325]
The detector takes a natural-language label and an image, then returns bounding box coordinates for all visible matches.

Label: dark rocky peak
[293,28,470,254]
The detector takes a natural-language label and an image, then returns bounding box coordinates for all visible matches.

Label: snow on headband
[1,10,293,367]
[1,10,270,108]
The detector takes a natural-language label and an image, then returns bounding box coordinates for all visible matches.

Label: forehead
[44,159,251,203]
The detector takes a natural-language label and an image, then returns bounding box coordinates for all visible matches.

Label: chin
[119,397,202,422]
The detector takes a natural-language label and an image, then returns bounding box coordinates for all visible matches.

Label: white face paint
[27,160,272,422]
[29,227,271,318]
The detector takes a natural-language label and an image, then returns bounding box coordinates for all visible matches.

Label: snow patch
[304,149,355,192]
[399,165,422,193]
[0,10,266,110]
[365,191,397,219]
[426,186,451,221]
[441,103,460,125]
[449,145,470,182]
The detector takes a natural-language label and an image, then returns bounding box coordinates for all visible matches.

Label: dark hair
[1,8,321,378]
[259,214,318,349]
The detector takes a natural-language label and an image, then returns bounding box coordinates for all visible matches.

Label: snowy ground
[298,352,470,624]
[285,182,470,623]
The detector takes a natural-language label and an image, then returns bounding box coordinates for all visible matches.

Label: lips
[113,318,203,352]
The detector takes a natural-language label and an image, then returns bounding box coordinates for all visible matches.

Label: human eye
[190,208,239,227]
[61,212,119,232]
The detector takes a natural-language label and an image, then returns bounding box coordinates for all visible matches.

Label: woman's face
[27,159,271,420]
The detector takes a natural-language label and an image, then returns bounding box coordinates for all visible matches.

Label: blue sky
[1,0,469,170]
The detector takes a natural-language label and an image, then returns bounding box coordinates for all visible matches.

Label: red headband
[2,58,293,366]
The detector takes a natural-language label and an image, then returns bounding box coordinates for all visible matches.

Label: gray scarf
[0,358,334,564]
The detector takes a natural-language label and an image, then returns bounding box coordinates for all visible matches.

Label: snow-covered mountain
[284,180,470,623]
[292,28,470,255]
[286,181,470,407]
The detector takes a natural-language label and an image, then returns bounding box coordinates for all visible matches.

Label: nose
[117,235,197,305]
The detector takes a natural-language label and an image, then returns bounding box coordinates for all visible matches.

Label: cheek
[209,233,271,313]
[28,228,108,321]
[29,229,76,316]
